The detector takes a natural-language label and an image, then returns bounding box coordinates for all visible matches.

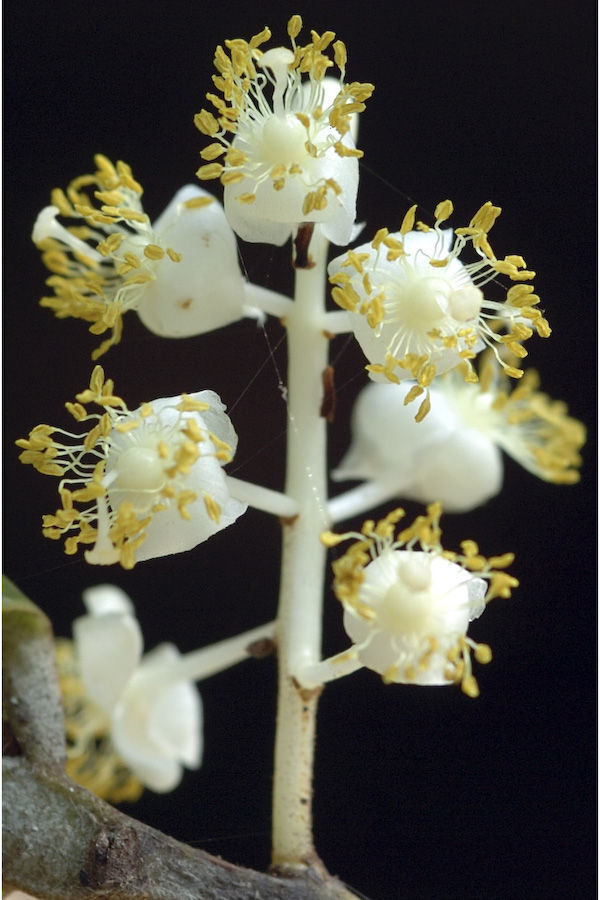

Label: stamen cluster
[329,200,551,421]
[33,155,183,358]
[437,353,586,484]
[16,366,245,569]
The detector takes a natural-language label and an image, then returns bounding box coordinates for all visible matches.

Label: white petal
[333,381,457,483]
[141,390,238,462]
[224,134,358,247]
[404,428,503,513]
[137,185,247,337]
[82,584,134,616]
[144,646,203,768]
[467,577,488,621]
[133,459,246,562]
[73,609,142,715]
[111,644,203,793]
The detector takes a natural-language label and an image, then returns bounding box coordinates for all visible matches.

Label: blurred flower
[329,200,550,421]
[333,354,585,513]
[321,505,518,696]
[195,15,373,246]
[58,584,202,795]
[33,156,255,357]
[16,366,246,568]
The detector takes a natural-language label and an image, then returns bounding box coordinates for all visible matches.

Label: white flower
[321,505,518,696]
[343,550,486,686]
[334,380,502,514]
[16,366,246,568]
[329,200,551,421]
[194,15,373,246]
[334,355,585,513]
[73,585,202,792]
[32,156,254,357]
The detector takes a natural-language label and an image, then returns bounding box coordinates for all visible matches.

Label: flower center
[447,284,483,322]
[259,114,309,167]
[111,445,167,512]
[380,558,433,635]
[396,276,449,329]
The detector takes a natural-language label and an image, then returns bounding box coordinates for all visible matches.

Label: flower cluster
[321,505,518,697]
[33,156,253,357]
[58,585,202,796]
[329,200,551,421]
[334,353,585,513]
[195,15,373,246]
[16,366,246,568]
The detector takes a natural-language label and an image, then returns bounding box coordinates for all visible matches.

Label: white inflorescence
[321,505,518,697]
[195,15,373,246]
[329,199,551,421]
[16,366,246,569]
[32,156,252,357]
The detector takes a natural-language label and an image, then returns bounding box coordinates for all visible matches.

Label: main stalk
[271,227,331,871]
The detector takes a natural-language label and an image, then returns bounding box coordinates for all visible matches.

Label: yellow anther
[203,492,221,523]
[474,644,493,664]
[143,244,165,261]
[287,15,302,39]
[461,675,480,698]
[333,40,347,70]
[177,395,211,413]
[400,204,417,235]
[434,199,454,223]
[196,162,224,180]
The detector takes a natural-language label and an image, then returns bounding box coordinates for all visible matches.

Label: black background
[4,2,596,898]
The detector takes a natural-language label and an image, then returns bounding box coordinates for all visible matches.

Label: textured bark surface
[2,580,359,900]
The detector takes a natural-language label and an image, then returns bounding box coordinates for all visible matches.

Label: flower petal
[111,643,203,792]
[73,603,142,715]
[137,185,247,337]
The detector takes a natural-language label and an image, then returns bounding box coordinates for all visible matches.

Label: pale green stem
[243,281,294,318]
[320,309,352,334]
[226,476,299,518]
[271,228,332,871]
[328,480,397,524]
[162,621,277,686]
[298,649,363,690]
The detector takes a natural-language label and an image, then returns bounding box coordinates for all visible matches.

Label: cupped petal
[111,643,203,792]
[224,138,359,247]
[137,185,247,337]
[132,458,246,562]
[404,428,503,513]
[343,551,479,685]
[73,605,143,715]
[144,390,239,462]
[334,380,503,513]
[82,584,134,616]
[142,645,203,769]
[333,381,458,483]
